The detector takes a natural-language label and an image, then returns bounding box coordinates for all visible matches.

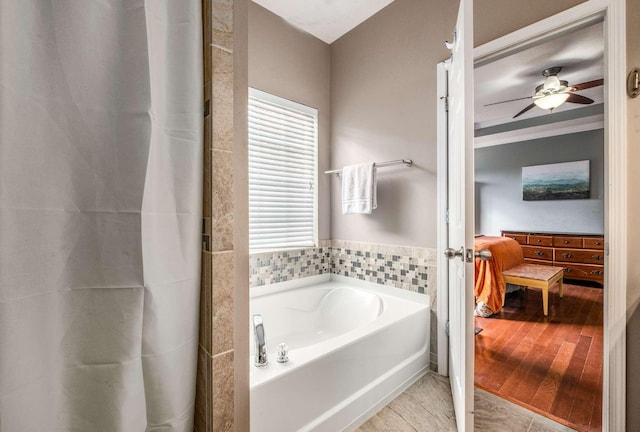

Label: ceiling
[251,1,604,132]
[252,0,395,44]
[475,21,604,130]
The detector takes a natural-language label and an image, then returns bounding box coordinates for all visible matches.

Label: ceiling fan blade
[484,96,532,107]
[513,103,536,118]
[567,93,595,104]
[572,78,604,91]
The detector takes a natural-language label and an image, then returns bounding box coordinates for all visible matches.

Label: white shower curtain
[0,1,203,431]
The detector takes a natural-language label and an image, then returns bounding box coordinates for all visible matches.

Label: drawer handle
[595,241,601,245]
[564,240,570,244]
[562,253,572,258]
[565,267,572,272]
[592,255,603,260]
[590,270,603,275]
[534,250,545,256]
[536,239,542,243]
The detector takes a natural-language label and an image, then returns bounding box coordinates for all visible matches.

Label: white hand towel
[341,162,377,214]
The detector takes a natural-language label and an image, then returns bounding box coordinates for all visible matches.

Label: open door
[442,0,474,431]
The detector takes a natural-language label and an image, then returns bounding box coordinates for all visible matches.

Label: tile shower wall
[196,0,247,431]
[249,240,439,370]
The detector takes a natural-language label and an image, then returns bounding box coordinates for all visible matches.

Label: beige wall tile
[199,252,212,354]
[203,122,212,221]
[211,149,234,251]
[195,347,211,432]
[203,0,211,78]
[212,0,233,51]
[212,47,234,152]
[211,251,234,354]
[213,350,235,432]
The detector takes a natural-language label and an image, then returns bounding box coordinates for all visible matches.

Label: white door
[443,0,474,431]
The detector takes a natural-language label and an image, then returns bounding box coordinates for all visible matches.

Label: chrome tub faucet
[253,314,268,367]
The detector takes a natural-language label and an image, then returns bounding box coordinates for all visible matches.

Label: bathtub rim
[250,273,430,306]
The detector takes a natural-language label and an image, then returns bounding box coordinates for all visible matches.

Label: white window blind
[248,89,317,250]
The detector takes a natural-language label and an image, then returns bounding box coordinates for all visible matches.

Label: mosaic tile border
[249,245,331,287]
[249,240,437,309]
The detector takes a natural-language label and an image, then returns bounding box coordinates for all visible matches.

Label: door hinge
[440,95,449,112]
[445,321,450,337]
[445,208,450,224]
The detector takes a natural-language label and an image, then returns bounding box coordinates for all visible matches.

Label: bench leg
[502,283,507,308]
[558,278,563,298]
[542,286,549,316]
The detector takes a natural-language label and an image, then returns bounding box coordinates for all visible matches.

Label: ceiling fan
[486,66,604,119]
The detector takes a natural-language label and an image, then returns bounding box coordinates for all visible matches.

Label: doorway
[472,20,605,432]
[437,1,627,431]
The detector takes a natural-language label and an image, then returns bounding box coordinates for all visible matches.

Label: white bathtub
[250,274,430,432]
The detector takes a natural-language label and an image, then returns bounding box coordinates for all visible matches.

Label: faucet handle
[276,343,289,363]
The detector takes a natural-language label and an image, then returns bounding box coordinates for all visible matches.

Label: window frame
[248,88,318,252]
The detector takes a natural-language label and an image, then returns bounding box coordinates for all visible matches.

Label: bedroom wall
[474,129,604,236]
[248,1,331,240]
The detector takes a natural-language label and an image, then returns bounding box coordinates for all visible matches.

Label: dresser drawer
[528,235,553,246]
[553,236,583,248]
[503,233,527,245]
[583,237,604,249]
[554,248,605,265]
[522,245,553,261]
[559,263,604,283]
[523,258,551,266]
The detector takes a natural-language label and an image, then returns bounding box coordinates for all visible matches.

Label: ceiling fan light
[534,92,570,110]
[543,75,561,91]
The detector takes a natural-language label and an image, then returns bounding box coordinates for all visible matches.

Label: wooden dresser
[501,230,604,285]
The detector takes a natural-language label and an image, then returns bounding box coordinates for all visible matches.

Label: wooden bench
[502,263,564,316]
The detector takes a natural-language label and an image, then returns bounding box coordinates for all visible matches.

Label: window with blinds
[248,89,318,250]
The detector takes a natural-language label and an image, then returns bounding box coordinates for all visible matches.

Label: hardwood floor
[474,282,603,432]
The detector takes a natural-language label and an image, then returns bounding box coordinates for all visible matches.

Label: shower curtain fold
[0,1,203,431]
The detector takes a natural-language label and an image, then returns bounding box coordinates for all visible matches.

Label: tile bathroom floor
[356,371,576,431]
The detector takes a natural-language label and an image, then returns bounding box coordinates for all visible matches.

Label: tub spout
[253,314,268,367]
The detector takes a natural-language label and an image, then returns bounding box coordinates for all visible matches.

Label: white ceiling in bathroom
[251,0,396,44]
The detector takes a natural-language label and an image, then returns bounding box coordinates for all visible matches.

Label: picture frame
[522,160,590,201]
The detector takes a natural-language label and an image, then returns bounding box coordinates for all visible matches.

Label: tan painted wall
[330,0,458,247]
[473,0,585,46]
[248,2,332,240]
[626,0,640,428]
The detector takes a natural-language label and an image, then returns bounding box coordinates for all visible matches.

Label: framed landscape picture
[522,160,590,201]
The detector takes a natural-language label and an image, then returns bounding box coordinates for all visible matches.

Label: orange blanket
[474,236,524,313]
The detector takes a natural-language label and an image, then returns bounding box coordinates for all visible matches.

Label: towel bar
[325,159,413,175]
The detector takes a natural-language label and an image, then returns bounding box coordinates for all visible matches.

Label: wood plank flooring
[474,282,603,432]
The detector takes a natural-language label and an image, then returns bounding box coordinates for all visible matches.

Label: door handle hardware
[444,247,464,261]
[474,249,492,261]
[628,68,639,98]
[444,248,492,263]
